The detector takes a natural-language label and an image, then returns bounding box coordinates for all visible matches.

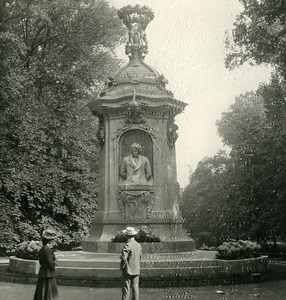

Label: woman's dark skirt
[33,277,58,300]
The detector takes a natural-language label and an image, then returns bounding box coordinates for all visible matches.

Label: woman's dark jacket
[38,245,56,278]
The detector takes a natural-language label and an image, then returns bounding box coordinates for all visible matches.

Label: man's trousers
[121,271,140,300]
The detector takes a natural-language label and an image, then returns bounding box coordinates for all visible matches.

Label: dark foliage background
[0,0,124,253]
[182,0,286,246]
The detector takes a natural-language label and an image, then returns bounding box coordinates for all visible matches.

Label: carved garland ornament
[96,115,105,147]
[167,123,179,147]
[118,190,155,219]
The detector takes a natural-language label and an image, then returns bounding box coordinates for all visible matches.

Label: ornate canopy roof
[88,5,187,116]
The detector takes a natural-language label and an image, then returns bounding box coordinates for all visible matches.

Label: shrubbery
[216,240,261,260]
[14,239,83,260]
[261,243,286,258]
[199,244,216,251]
[112,228,160,243]
[15,241,42,260]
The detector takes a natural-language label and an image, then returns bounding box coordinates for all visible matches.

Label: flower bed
[112,228,160,243]
[216,240,261,260]
[15,241,42,260]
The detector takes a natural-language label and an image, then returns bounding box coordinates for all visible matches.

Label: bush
[0,223,21,257]
[261,242,286,258]
[0,246,16,257]
[55,240,81,251]
[112,227,161,243]
[216,240,261,260]
[199,244,217,251]
[15,241,42,260]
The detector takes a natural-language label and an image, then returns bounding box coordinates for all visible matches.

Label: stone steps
[55,265,223,279]
[58,259,218,268]
[55,250,217,260]
[7,252,269,287]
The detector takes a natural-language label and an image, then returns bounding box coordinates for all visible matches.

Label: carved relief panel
[118,189,155,219]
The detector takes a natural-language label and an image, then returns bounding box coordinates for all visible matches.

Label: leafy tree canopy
[225,0,286,75]
[183,91,286,244]
[0,0,124,252]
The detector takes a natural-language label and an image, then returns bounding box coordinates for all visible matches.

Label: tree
[225,0,286,75]
[182,151,236,245]
[225,0,286,242]
[257,75,286,241]
[0,0,124,251]
[217,91,286,242]
[183,92,283,245]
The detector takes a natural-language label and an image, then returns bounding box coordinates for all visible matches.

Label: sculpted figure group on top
[118,5,154,46]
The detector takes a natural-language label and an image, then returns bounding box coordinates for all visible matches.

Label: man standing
[120,227,142,300]
[119,143,153,186]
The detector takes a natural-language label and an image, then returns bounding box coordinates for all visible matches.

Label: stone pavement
[2,280,286,300]
[0,282,121,300]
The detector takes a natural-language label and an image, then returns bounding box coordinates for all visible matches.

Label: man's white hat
[122,226,138,236]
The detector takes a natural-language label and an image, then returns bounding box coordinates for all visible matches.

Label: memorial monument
[82,5,195,253]
[8,5,269,286]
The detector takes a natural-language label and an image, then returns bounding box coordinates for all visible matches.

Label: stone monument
[82,5,194,253]
[9,6,269,287]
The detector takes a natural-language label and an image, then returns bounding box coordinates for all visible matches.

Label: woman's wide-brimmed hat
[42,227,58,240]
[122,226,138,236]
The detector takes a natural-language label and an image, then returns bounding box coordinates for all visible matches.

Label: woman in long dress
[33,228,58,300]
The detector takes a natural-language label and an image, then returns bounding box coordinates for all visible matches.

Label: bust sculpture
[119,143,153,186]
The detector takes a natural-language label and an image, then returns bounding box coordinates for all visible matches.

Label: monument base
[81,213,195,253]
[82,240,195,253]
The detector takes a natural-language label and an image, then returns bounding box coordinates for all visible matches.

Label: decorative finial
[118,5,154,59]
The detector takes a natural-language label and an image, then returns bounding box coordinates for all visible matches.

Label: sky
[108,0,272,187]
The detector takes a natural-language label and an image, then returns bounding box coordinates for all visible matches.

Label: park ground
[1,280,286,300]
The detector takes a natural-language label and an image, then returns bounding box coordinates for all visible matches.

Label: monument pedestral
[82,5,194,253]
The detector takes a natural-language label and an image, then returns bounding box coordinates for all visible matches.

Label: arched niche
[118,129,154,217]
[119,129,153,167]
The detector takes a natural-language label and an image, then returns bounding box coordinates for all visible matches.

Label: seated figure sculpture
[119,143,153,186]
